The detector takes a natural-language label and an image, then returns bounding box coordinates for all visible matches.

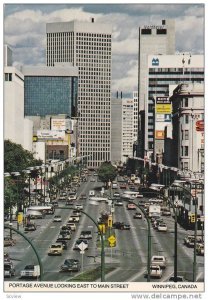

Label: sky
[3,1,205,97]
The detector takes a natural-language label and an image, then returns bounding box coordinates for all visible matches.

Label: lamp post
[58,206,105,282]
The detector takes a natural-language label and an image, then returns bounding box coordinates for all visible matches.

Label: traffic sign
[77,242,88,251]
[108,235,116,244]
[80,250,85,254]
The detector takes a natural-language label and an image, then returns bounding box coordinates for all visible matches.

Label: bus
[121,191,143,199]
[27,205,55,215]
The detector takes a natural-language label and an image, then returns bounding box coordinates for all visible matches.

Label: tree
[4,140,43,214]
[4,140,42,172]
[97,161,117,188]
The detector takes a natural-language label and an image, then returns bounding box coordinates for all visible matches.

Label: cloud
[3,4,204,95]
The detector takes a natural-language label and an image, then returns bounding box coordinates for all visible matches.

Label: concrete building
[4,45,13,67]
[138,19,175,112]
[46,19,112,168]
[146,54,204,161]
[137,19,175,158]
[22,65,78,117]
[111,95,135,164]
[133,91,138,143]
[4,65,33,152]
[170,83,204,173]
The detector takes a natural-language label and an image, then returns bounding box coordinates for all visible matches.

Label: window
[157,29,167,34]
[183,97,189,107]
[5,73,12,81]
[184,162,188,169]
[184,130,189,140]
[184,114,189,124]
[141,29,152,34]
[184,146,188,156]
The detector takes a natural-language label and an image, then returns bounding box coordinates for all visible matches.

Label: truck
[148,205,161,218]
[20,265,40,279]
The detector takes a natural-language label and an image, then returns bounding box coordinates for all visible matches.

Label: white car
[150,265,163,279]
[75,204,83,210]
[157,223,168,232]
[67,222,76,231]
[53,215,62,222]
[151,256,166,269]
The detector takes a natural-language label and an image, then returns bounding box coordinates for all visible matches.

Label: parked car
[4,262,15,278]
[60,259,81,272]
[48,243,63,256]
[151,256,166,269]
[196,243,204,256]
[4,237,16,247]
[184,235,202,248]
[150,265,163,279]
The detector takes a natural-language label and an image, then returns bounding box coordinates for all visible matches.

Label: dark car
[133,212,142,219]
[60,259,81,272]
[112,222,130,230]
[56,239,68,250]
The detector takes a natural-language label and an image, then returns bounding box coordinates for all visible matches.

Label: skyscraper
[46,19,112,168]
[137,19,175,158]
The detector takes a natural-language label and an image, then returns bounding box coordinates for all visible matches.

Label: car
[60,259,81,272]
[48,243,63,256]
[119,183,127,189]
[184,235,202,248]
[90,177,96,182]
[161,208,171,216]
[150,265,163,279]
[112,222,130,230]
[168,276,185,282]
[59,195,67,201]
[61,224,72,232]
[53,215,62,222]
[66,199,73,205]
[67,222,76,231]
[51,200,58,207]
[75,204,84,210]
[4,237,16,247]
[151,256,166,269]
[126,203,136,210]
[56,239,68,250]
[68,215,80,222]
[73,239,89,250]
[24,223,37,231]
[59,230,71,240]
[113,192,120,197]
[4,262,15,278]
[80,230,92,239]
[72,210,82,217]
[157,223,168,232]
[114,200,123,206]
[80,194,87,200]
[196,243,204,256]
[133,212,142,219]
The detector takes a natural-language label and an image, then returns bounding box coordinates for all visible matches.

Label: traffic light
[191,214,196,223]
[108,215,113,228]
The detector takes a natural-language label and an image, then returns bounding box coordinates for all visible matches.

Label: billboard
[37,130,65,140]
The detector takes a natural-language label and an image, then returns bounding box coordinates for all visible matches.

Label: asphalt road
[4,178,204,282]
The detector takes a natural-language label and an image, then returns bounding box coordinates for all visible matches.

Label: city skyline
[4,2,204,97]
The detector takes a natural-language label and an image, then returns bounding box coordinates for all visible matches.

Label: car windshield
[4,265,11,270]
[51,244,61,248]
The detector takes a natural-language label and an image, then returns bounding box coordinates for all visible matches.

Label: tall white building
[133,91,138,143]
[4,65,33,152]
[137,19,175,158]
[122,99,134,161]
[46,19,112,168]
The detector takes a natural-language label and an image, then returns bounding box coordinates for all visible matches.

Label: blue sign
[152,58,159,66]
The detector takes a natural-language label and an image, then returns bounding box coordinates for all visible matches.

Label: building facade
[146,54,204,161]
[46,20,112,168]
[170,83,204,173]
[4,65,33,151]
[22,65,78,117]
